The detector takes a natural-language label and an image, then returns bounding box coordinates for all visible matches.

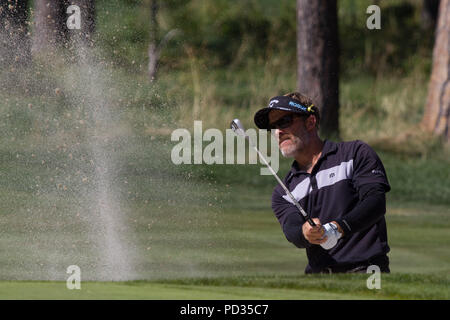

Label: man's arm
[334,183,387,235]
[333,141,390,236]
[283,213,313,248]
[272,188,312,248]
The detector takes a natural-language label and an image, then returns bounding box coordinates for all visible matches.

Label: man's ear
[305,115,317,131]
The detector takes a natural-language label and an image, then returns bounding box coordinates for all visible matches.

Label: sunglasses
[268,114,302,130]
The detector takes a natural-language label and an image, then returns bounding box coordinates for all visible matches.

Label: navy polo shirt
[272,140,390,272]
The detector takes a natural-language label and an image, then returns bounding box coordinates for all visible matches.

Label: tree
[296,0,340,138]
[147,0,180,81]
[32,0,96,53]
[148,0,159,81]
[0,0,30,66]
[422,0,440,30]
[67,0,95,46]
[32,0,67,53]
[421,0,450,143]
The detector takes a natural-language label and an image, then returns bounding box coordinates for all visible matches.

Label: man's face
[268,110,309,158]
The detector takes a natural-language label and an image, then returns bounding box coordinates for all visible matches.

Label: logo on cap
[289,101,308,112]
[269,99,279,108]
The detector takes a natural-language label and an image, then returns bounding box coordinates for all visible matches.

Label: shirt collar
[320,139,338,158]
[288,140,338,177]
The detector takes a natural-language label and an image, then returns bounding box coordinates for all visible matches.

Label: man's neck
[294,137,324,173]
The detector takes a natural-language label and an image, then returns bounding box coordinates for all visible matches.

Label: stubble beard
[280,135,303,158]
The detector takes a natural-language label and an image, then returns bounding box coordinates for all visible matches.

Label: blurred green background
[0,0,449,299]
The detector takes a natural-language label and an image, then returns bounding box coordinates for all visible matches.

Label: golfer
[254,92,391,273]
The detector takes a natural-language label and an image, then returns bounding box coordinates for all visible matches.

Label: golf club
[230,119,316,227]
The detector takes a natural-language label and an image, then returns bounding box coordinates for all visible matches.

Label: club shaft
[251,144,316,227]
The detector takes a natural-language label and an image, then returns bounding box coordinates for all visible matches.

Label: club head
[230,119,246,137]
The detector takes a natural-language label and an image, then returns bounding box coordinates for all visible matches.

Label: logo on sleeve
[371,169,384,176]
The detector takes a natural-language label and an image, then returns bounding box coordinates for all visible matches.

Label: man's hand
[320,222,343,250]
[302,218,327,245]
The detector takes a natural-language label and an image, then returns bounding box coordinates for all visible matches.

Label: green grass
[0,280,367,300]
[1,78,449,298]
[0,11,448,299]
[1,272,448,299]
[0,130,449,299]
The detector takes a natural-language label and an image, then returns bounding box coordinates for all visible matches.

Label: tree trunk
[296,0,340,139]
[67,0,96,46]
[32,0,67,54]
[422,0,440,30]
[421,0,450,143]
[147,0,180,82]
[148,0,159,81]
[0,0,30,66]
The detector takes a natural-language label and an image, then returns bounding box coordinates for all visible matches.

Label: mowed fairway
[1,273,449,300]
[0,273,448,299]
[0,280,370,300]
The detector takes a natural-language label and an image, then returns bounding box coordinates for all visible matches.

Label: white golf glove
[320,222,342,250]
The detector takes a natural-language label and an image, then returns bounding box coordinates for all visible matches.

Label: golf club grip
[293,202,316,227]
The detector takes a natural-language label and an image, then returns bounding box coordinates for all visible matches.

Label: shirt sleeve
[272,187,311,249]
[352,141,391,192]
[335,183,387,235]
